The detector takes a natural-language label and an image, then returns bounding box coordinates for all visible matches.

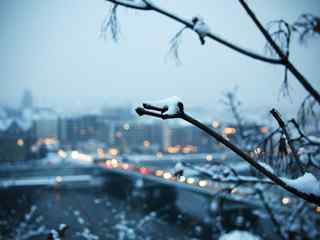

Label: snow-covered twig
[136,96,184,119]
[192,16,211,45]
[136,98,320,205]
[76,228,99,240]
[282,173,320,198]
[182,161,273,185]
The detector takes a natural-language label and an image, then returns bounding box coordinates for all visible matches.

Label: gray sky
[0,0,319,118]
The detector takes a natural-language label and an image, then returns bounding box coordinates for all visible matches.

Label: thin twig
[238,0,320,103]
[270,109,300,163]
[136,106,320,205]
[182,161,273,185]
[105,0,282,64]
[256,189,286,240]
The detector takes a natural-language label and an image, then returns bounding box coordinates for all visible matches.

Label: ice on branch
[192,16,211,45]
[140,96,184,115]
[283,173,320,197]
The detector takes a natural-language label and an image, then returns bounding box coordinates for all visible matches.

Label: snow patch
[78,217,85,224]
[115,223,136,240]
[135,179,144,188]
[219,230,261,240]
[59,223,67,231]
[308,135,320,144]
[115,0,149,9]
[0,119,13,131]
[143,96,183,115]
[192,16,211,38]
[49,230,60,240]
[283,172,320,197]
[76,228,99,240]
[174,162,184,171]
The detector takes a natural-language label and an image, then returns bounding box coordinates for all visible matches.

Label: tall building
[0,109,34,162]
[58,114,110,145]
[32,107,58,139]
[21,89,33,110]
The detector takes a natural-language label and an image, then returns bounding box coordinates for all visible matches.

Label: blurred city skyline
[1,0,320,119]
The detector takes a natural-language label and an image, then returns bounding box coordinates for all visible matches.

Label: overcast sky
[0,0,319,119]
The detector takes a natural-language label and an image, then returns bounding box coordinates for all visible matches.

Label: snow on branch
[135,98,320,205]
[283,173,320,198]
[105,0,151,10]
[307,135,320,145]
[219,230,262,240]
[257,161,274,174]
[136,96,184,118]
[192,16,211,45]
[183,161,273,185]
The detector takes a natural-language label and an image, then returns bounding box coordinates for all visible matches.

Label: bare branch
[238,0,320,104]
[221,89,245,140]
[104,0,282,64]
[293,14,320,44]
[182,161,273,185]
[104,0,320,103]
[166,27,187,65]
[101,4,121,42]
[297,95,318,130]
[136,101,320,205]
[256,189,286,240]
[265,20,292,56]
[289,119,320,146]
[105,0,151,10]
[270,109,303,175]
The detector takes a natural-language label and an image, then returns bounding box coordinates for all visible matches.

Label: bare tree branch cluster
[103,0,320,103]
[103,0,320,210]
[136,102,320,206]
